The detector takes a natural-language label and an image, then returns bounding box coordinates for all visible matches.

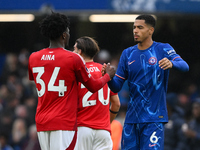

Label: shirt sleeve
[115,50,128,80]
[108,75,125,93]
[74,55,91,83]
[83,74,110,93]
[74,54,110,93]
[110,89,118,96]
[163,43,189,72]
[108,50,128,93]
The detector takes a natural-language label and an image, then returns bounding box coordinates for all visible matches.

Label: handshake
[101,63,116,80]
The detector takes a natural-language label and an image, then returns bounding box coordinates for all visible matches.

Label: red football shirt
[28,48,93,132]
[77,62,117,133]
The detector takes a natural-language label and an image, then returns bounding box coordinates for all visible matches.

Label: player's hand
[101,63,107,76]
[105,63,115,80]
[159,57,173,70]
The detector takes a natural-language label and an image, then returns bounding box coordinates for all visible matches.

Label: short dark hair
[39,12,70,40]
[136,14,156,28]
[75,36,100,59]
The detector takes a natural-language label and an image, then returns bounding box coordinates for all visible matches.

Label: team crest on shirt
[148,57,157,65]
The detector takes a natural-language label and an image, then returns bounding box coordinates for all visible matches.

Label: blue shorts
[121,122,164,150]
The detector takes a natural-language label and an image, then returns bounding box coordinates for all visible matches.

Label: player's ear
[62,33,66,39]
[149,27,154,35]
[77,49,82,55]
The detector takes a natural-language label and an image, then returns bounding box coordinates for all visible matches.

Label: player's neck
[137,39,153,50]
[81,55,93,62]
[84,58,93,62]
[49,40,65,49]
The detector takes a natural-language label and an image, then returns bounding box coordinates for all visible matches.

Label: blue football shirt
[113,41,187,123]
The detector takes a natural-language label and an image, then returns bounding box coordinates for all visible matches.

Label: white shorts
[74,126,113,150]
[37,130,77,150]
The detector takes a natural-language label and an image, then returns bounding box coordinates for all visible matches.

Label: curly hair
[39,12,70,40]
[75,36,100,59]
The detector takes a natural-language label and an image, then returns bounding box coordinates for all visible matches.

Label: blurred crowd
[0,49,40,150]
[0,49,200,150]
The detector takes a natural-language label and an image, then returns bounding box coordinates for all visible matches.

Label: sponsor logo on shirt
[148,57,157,65]
[167,49,176,56]
[149,144,157,147]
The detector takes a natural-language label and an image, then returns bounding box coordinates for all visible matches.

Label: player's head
[39,12,70,46]
[73,36,100,59]
[133,14,156,44]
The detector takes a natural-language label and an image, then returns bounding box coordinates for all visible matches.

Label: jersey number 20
[81,84,110,107]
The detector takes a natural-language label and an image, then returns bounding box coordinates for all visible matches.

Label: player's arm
[171,57,189,72]
[74,53,115,93]
[86,63,115,93]
[110,94,120,123]
[159,44,189,71]
[107,50,127,93]
[77,59,115,93]
[108,74,125,93]
[82,73,111,93]
[159,57,189,72]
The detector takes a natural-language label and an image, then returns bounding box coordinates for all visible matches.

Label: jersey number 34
[33,67,67,97]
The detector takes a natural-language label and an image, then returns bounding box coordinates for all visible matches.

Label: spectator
[21,124,41,150]
[0,132,13,150]
[0,110,13,139]
[183,98,200,150]
[0,53,19,85]
[24,97,37,125]
[164,93,188,150]
[10,118,27,150]
[94,49,111,64]
[177,93,193,122]
[0,85,10,110]
[18,48,29,79]
[14,105,30,127]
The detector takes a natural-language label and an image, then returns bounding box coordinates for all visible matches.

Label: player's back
[77,62,114,133]
[29,47,87,131]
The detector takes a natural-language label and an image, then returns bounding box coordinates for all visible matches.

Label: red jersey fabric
[77,62,117,133]
[28,48,105,132]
